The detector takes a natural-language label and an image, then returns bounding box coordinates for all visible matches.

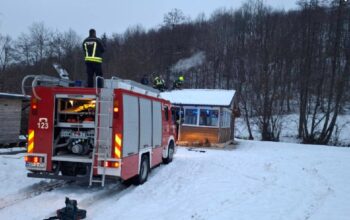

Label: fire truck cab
[23,76,176,186]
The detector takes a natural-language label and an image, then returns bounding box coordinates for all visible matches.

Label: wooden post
[218,107,222,143]
[178,106,182,141]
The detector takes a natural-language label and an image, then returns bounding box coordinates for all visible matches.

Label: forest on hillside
[0,0,349,145]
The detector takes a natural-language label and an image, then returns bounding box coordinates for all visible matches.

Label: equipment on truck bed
[53,63,70,80]
[23,75,176,186]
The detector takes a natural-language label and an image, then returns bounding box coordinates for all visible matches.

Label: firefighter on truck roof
[83,29,105,88]
[153,75,166,91]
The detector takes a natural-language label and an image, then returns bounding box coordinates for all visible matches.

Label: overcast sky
[0,0,297,38]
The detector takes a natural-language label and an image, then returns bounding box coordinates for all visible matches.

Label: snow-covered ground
[0,140,349,220]
[235,114,350,146]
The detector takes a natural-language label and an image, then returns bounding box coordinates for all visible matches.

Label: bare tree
[0,34,12,72]
[295,0,350,145]
[163,8,186,27]
[29,22,52,73]
[14,33,34,66]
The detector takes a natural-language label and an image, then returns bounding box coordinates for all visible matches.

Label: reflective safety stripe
[92,42,97,57]
[85,57,103,63]
[114,134,122,159]
[155,78,164,86]
[27,130,34,153]
[84,42,102,63]
[114,147,121,159]
[84,43,89,58]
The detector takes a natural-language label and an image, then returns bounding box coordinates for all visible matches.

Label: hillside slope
[0,140,349,220]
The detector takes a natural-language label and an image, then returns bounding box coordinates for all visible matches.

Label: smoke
[0,13,2,29]
[171,51,206,73]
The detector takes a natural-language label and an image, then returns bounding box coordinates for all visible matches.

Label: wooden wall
[0,99,22,145]
[179,126,233,144]
[219,128,231,143]
[179,126,219,144]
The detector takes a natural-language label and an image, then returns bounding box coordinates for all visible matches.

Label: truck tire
[163,141,174,164]
[134,155,149,185]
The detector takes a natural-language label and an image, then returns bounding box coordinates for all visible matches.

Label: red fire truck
[22,76,176,186]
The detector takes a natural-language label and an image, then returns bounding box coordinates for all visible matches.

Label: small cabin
[161,89,238,146]
[0,93,30,146]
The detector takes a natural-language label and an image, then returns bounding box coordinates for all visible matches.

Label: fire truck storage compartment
[152,101,162,148]
[140,98,152,149]
[53,94,96,158]
[122,94,162,157]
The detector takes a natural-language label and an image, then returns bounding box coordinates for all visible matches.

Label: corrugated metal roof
[160,89,236,107]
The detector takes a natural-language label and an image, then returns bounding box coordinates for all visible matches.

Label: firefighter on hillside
[83,29,105,88]
[172,75,184,90]
[153,75,166,91]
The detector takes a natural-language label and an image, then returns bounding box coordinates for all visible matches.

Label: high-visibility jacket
[82,37,105,63]
[173,75,184,89]
[154,77,165,86]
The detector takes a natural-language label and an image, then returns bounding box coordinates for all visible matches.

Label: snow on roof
[0,92,30,100]
[160,89,236,107]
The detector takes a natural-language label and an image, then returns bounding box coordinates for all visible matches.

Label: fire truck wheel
[163,141,174,164]
[135,155,149,185]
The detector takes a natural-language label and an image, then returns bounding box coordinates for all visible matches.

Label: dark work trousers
[86,62,103,88]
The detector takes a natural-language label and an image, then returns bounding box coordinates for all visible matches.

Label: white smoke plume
[171,51,206,73]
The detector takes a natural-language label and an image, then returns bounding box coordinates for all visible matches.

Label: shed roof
[160,89,236,107]
[0,92,30,100]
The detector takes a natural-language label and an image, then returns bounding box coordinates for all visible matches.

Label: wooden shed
[161,89,238,146]
[0,93,30,146]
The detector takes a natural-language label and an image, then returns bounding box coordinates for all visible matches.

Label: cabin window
[220,110,231,128]
[183,107,220,127]
[184,108,198,125]
[199,109,219,126]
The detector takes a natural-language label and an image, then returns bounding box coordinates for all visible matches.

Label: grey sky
[0,0,297,38]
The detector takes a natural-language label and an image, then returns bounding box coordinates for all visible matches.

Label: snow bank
[0,153,42,198]
[90,141,350,220]
[0,140,349,220]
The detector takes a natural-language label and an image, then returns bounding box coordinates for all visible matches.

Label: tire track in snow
[0,180,69,210]
[80,183,131,208]
[42,182,133,219]
[302,167,334,220]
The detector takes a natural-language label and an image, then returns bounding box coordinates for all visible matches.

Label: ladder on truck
[89,77,114,187]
